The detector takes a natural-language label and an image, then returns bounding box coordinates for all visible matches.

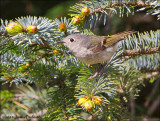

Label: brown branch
[88,62,108,80]
[39,37,52,48]
[148,95,160,115]
[120,47,160,58]
[30,54,45,65]
[64,31,68,37]
[90,5,106,14]
[144,79,160,108]
[90,1,151,14]
[13,100,29,111]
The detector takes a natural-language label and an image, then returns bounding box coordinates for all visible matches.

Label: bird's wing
[87,31,136,53]
[87,36,106,53]
[103,31,137,47]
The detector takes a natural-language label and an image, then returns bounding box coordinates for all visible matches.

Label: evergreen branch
[120,47,160,57]
[71,0,152,16]
[137,1,160,20]
[121,30,160,50]
[69,1,158,28]
[90,1,151,14]
[127,53,160,73]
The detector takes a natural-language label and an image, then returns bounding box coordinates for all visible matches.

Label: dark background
[0,0,77,20]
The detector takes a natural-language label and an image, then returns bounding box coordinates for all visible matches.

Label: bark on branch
[90,1,151,14]
[120,47,159,58]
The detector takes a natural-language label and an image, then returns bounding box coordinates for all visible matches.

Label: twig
[13,100,29,111]
[39,37,52,48]
[88,62,108,79]
[120,47,160,58]
[144,79,160,108]
[148,95,160,116]
[90,5,106,14]
[90,2,151,14]
[64,31,68,37]
[30,54,46,65]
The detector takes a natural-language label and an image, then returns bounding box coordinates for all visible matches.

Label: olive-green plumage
[58,31,136,65]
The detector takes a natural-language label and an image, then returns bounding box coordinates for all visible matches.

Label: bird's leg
[88,62,108,79]
[88,64,97,68]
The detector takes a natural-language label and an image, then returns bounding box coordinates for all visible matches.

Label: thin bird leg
[88,62,108,79]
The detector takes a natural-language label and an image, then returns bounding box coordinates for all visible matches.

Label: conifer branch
[90,1,151,14]
[120,47,160,58]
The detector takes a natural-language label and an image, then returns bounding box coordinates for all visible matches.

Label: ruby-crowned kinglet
[58,31,136,65]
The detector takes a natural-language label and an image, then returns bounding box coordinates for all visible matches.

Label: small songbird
[58,31,136,65]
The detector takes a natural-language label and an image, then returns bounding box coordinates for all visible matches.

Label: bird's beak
[57,40,65,43]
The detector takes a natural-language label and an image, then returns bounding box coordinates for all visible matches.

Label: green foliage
[0,0,160,120]
[0,85,47,120]
[137,0,160,20]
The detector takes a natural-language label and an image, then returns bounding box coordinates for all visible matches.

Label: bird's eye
[70,38,74,42]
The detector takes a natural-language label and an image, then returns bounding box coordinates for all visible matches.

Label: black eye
[70,38,74,42]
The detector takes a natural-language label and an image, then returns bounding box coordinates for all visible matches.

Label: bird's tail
[111,30,137,38]
[103,30,137,47]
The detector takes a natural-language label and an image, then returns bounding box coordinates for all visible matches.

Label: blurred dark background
[0,0,77,19]
[0,0,159,120]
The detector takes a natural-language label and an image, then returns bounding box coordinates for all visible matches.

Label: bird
[58,31,136,65]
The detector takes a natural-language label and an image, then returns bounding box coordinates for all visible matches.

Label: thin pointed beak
[57,40,65,43]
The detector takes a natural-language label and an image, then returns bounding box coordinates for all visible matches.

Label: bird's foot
[88,64,97,68]
[88,62,108,80]
[88,72,99,79]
